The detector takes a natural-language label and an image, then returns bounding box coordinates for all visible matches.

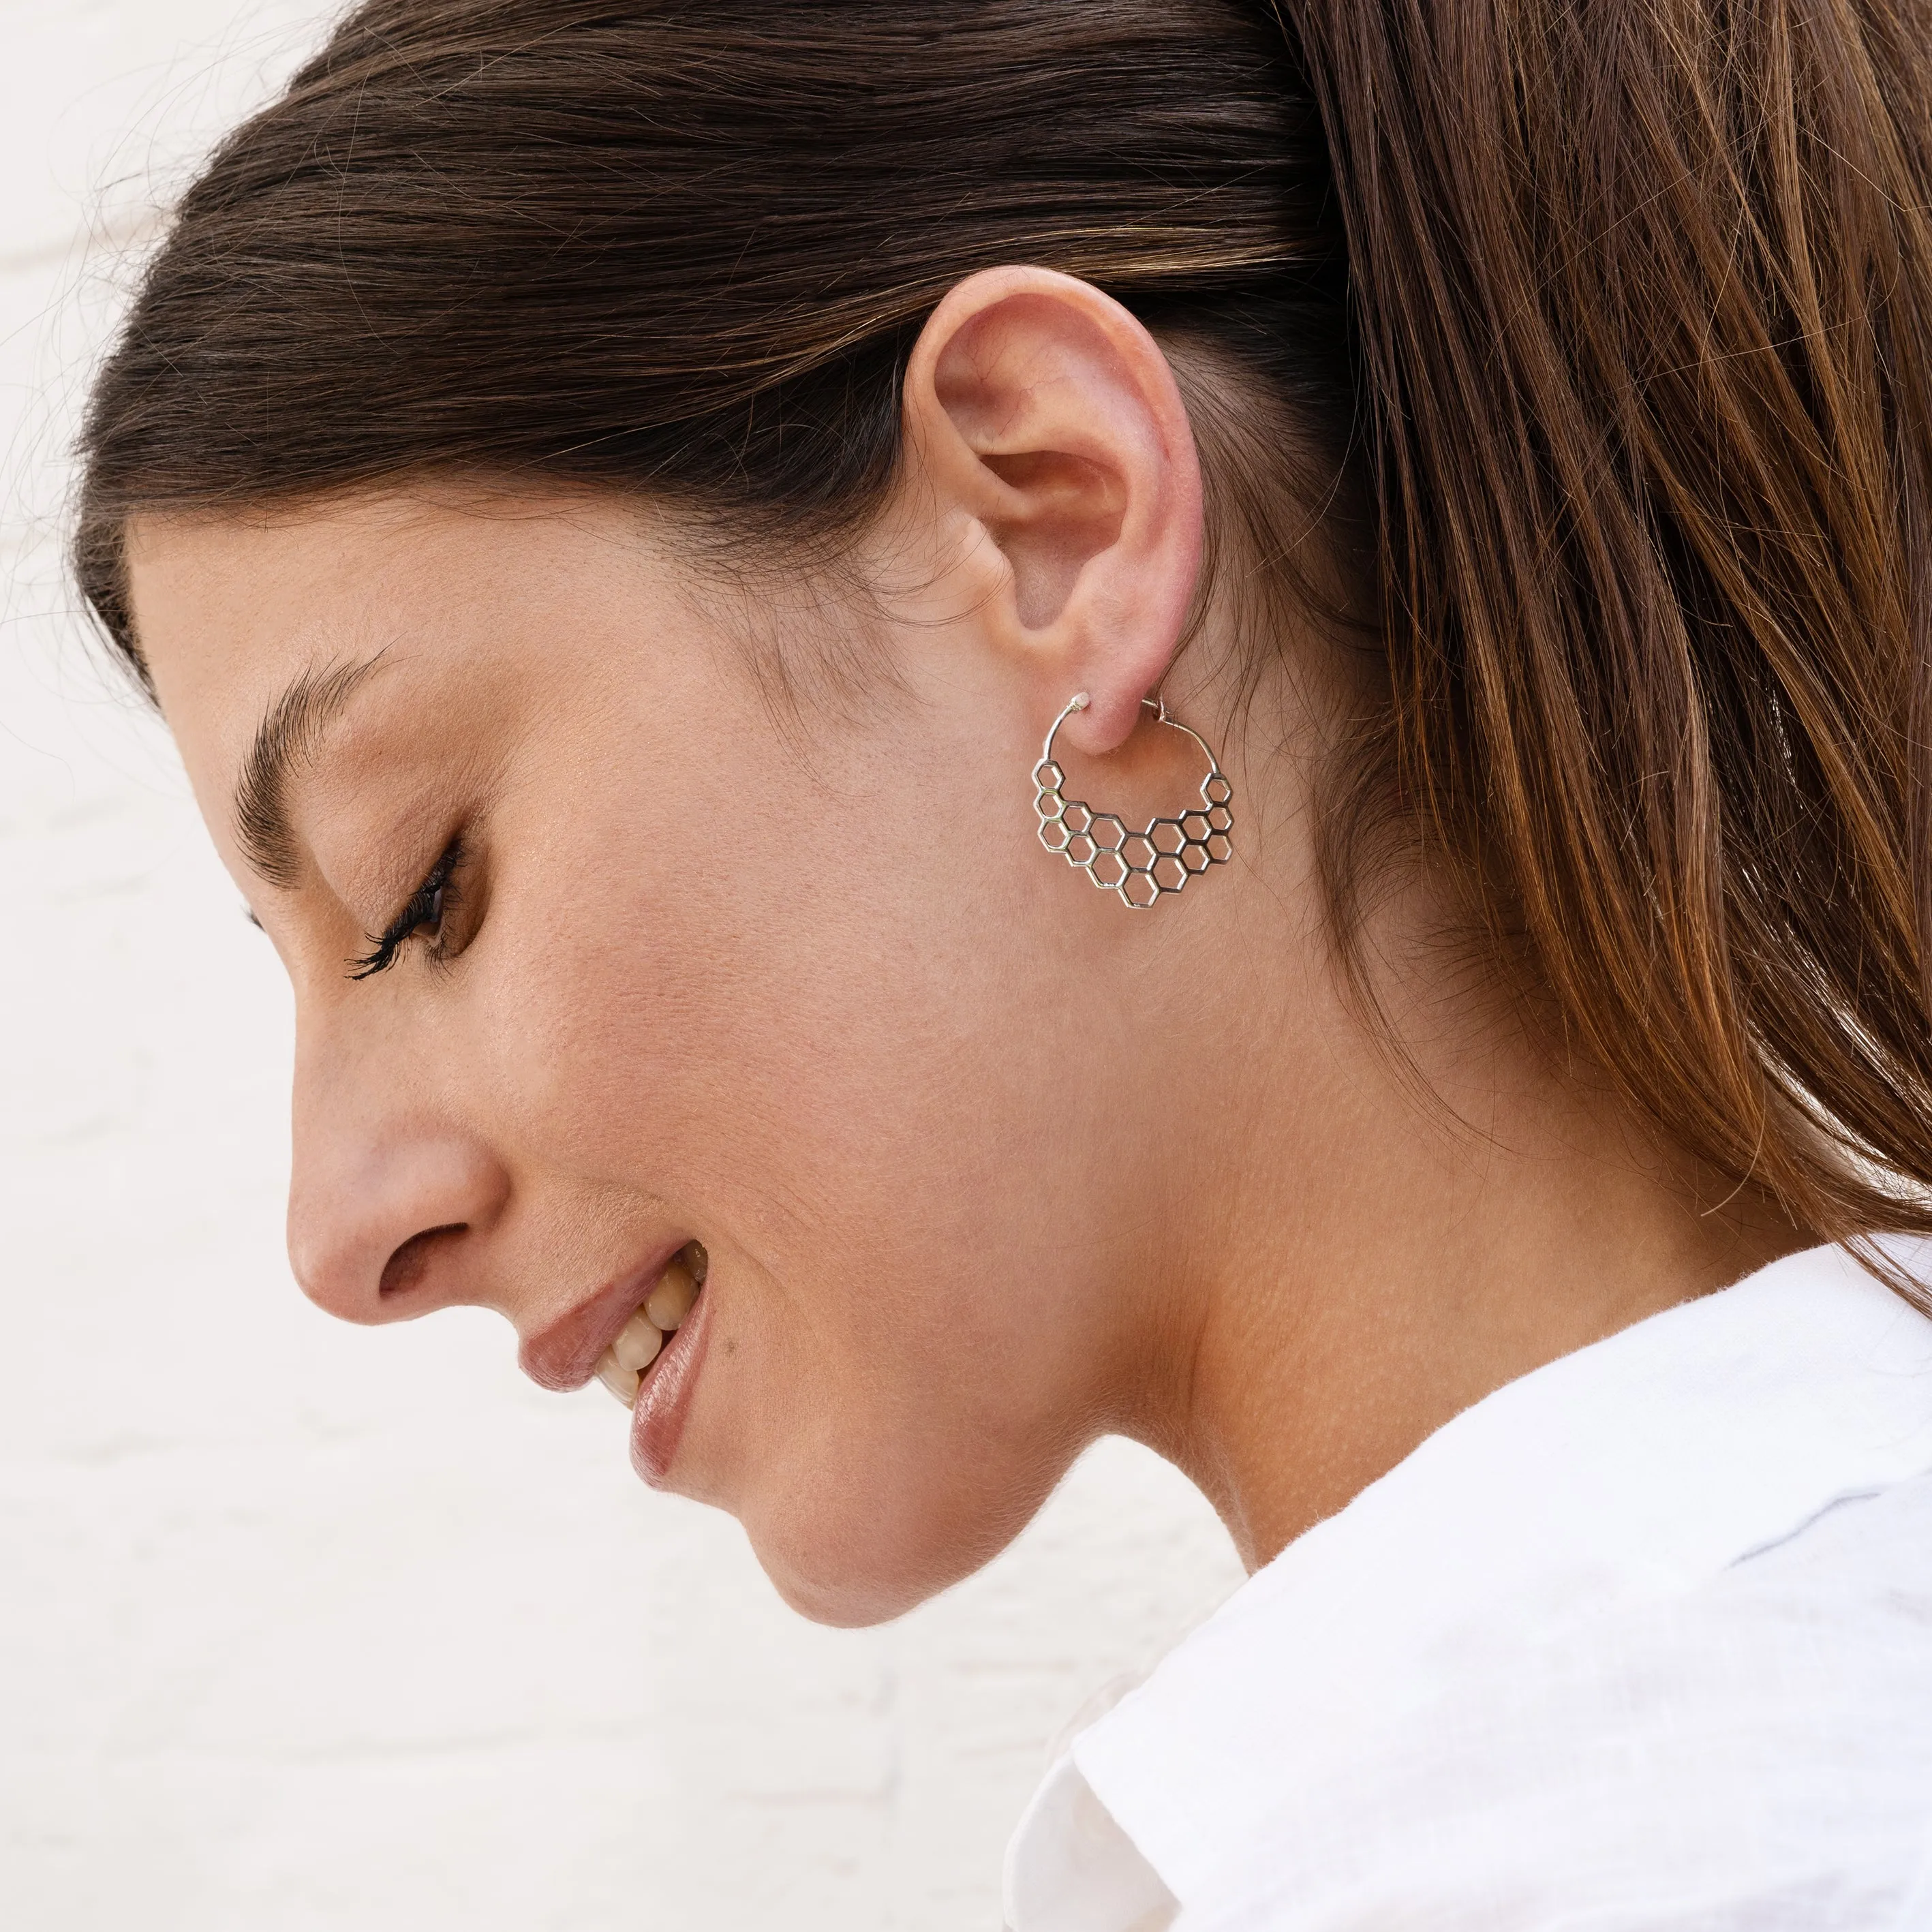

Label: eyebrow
[234,656,387,887]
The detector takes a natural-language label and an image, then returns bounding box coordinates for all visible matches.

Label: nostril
[379,1223,468,1300]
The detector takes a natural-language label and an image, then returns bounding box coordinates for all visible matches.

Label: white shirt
[1005,1242,1932,1931]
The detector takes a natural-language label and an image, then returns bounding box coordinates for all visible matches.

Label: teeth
[646,1258,699,1332]
[612,1307,663,1374]
[595,1351,641,1407]
[592,1244,707,1411]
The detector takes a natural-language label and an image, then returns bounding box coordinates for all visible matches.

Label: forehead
[127,497,418,766]
[124,490,660,853]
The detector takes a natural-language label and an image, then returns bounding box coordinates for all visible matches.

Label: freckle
[724,1336,739,1356]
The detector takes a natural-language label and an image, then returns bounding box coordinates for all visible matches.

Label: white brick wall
[0,6,1244,1927]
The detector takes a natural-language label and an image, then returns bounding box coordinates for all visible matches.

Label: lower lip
[629,1279,714,1488]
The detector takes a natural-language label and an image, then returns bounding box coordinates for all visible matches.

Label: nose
[288,1040,511,1326]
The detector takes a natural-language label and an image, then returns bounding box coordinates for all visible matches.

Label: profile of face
[127,269,1354,1623]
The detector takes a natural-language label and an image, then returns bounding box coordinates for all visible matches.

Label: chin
[743,1483,1042,1629]
[765,1561,930,1629]
[748,1515,977,1629]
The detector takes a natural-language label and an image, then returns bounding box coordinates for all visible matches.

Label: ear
[901,266,1203,756]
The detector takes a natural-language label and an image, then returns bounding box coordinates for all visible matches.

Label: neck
[1131,876,1805,1572]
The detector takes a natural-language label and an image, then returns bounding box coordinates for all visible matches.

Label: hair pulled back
[75,0,1932,1257]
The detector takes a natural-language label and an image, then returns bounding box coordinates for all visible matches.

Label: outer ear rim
[900,264,1205,756]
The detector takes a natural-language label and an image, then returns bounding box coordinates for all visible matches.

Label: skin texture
[127,267,1800,1623]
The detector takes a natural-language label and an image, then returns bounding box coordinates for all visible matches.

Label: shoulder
[1047,1251,1932,1930]
[1199,1474,1932,1931]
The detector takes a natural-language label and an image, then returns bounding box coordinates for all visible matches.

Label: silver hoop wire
[1031,692,1233,910]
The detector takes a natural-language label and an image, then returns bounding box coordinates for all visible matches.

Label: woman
[72,0,1932,1923]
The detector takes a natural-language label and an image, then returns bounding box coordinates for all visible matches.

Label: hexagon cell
[1032,731,1232,906]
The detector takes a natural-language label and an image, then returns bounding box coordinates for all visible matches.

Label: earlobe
[902,266,1203,754]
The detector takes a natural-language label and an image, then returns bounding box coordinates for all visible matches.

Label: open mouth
[594,1240,707,1406]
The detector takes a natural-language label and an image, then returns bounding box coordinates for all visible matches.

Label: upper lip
[518,1236,689,1392]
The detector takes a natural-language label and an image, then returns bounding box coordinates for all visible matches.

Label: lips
[517,1236,695,1391]
[517,1238,713,1489]
[630,1269,714,1488]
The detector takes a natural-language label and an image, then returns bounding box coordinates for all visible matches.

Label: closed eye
[348,837,465,980]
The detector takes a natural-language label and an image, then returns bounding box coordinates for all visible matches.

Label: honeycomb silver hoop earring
[1032,692,1233,909]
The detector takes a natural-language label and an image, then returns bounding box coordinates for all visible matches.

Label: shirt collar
[1041,1241,1932,1915]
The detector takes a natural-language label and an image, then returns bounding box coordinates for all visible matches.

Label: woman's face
[127,474,1284,1622]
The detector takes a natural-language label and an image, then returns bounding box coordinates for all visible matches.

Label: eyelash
[348,837,466,981]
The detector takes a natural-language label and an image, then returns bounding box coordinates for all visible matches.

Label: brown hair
[74,0,1932,1253]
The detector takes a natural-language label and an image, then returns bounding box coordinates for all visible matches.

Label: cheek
[658,1020,1104,1624]
[463,688,1131,1619]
